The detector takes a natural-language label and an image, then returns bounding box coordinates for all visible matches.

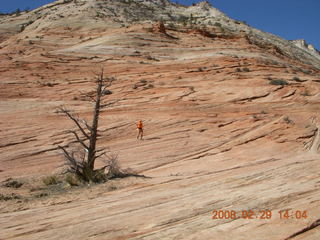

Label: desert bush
[65,174,80,186]
[140,79,147,84]
[242,67,250,72]
[299,68,311,75]
[284,116,293,124]
[103,89,113,95]
[292,76,306,82]
[269,79,288,85]
[107,184,118,191]
[34,192,49,198]
[0,193,21,201]
[105,154,131,179]
[4,180,23,188]
[42,176,60,186]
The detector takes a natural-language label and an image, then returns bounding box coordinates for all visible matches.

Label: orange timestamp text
[211,209,308,220]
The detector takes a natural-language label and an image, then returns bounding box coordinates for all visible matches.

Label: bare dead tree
[58,69,115,182]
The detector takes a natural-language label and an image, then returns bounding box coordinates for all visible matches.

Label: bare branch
[58,145,75,163]
[81,119,92,131]
[85,93,97,102]
[59,107,90,140]
[68,130,89,150]
[94,151,107,160]
[100,99,120,108]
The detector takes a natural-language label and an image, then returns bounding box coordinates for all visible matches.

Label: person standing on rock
[137,120,143,140]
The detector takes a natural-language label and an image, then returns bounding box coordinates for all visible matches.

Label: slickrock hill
[0,1,320,239]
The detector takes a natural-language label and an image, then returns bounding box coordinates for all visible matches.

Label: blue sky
[0,0,319,50]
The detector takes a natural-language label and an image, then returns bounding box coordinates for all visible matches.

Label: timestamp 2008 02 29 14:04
[211,210,308,220]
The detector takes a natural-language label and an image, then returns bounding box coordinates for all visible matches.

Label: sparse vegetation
[242,67,250,72]
[65,174,80,186]
[284,116,293,124]
[269,79,288,86]
[299,68,311,75]
[3,179,23,188]
[104,154,138,179]
[42,176,60,186]
[0,193,21,201]
[34,192,49,198]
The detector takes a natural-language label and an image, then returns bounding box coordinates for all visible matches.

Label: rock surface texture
[0,1,320,240]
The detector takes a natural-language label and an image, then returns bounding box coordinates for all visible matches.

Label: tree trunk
[87,74,103,171]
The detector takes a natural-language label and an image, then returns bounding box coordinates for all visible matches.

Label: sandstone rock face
[0,1,320,240]
[291,39,320,58]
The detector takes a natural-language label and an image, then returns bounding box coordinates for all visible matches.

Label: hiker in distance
[137,120,143,140]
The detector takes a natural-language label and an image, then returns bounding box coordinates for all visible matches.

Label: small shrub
[236,68,241,72]
[107,185,118,191]
[20,25,26,32]
[42,176,60,186]
[242,67,250,72]
[103,89,113,95]
[299,68,311,75]
[284,116,293,124]
[105,154,134,179]
[4,180,23,188]
[0,193,21,201]
[292,76,305,82]
[269,79,288,86]
[34,192,49,198]
[65,174,80,186]
[140,79,147,84]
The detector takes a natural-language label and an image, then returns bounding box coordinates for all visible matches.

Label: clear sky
[0,0,319,50]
